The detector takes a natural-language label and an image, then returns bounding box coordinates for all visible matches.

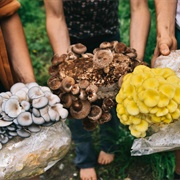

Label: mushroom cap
[0,119,13,127]
[20,100,31,111]
[79,89,87,100]
[88,105,103,121]
[44,91,60,106]
[58,107,68,120]
[7,124,16,131]
[17,112,33,126]
[98,112,112,124]
[48,106,60,121]
[28,124,41,133]
[28,86,44,99]
[72,43,87,54]
[71,84,80,95]
[5,98,22,118]
[86,84,99,102]
[78,80,90,89]
[61,76,75,92]
[32,96,49,109]
[99,42,113,49]
[32,108,41,117]
[114,42,127,53]
[17,128,31,138]
[39,106,51,122]
[0,135,9,144]
[86,84,98,93]
[32,114,45,125]
[60,93,73,108]
[51,54,66,66]
[0,92,11,99]
[10,82,26,94]
[93,49,113,69]
[48,65,59,76]
[8,131,17,137]
[102,97,115,111]
[26,82,39,89]
[47,76,62,91]
[40,86,51,92]
[70,100,91,119]
[87,92,98,103]
[1,112,14,121]
[15,90,28,102]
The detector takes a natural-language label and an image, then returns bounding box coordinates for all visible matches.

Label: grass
[18,0,176,179]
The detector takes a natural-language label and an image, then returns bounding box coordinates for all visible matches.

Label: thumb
[159,43,170,56]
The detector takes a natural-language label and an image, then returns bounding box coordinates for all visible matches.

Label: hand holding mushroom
[47,41,146,130]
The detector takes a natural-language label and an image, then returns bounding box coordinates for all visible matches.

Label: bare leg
[98,150,114,165]
[80,168,97,180]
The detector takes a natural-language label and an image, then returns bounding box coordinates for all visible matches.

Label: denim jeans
[68,107,120,168]
[176,26,180,49]
[69,32,121,168]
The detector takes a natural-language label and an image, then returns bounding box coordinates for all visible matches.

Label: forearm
[44,0,70,55]
[1,13,36,83]
[155,0,177,49]
[46,16,70,55]
[130,0,150,61]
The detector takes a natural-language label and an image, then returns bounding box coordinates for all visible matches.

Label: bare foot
[80,168,97,180]
[98,150,114,165]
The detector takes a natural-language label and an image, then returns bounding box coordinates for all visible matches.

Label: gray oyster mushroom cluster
[0,82,68,149]
[47,41,147,130]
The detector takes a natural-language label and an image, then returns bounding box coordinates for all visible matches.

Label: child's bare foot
[98,150,114,165]
[80,168,97,180]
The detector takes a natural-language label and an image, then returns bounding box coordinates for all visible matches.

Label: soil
[41,143,153,180]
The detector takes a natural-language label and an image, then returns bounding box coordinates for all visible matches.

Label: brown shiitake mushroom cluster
[0,82,68,149]
[47,41,147,130]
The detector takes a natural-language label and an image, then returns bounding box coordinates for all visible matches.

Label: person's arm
[151,0,177,66]
[1,13,36,83]
[130,0,150,61]
[44,0,70,55]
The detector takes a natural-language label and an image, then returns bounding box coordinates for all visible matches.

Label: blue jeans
[175,26,180,49]
[69,107,120,168]
[69,32,121,169]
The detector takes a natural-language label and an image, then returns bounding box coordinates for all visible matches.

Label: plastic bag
[131,120,180,156]
[131,50,180,156]
[0,121,71,180]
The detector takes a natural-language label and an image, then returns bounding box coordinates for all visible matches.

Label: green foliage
[150,152,175,180]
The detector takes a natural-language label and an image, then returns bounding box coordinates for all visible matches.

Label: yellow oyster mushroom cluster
[116,65,180,138]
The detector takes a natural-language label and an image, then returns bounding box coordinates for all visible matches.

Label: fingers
[159,43,171,56]
[151,43,171,68]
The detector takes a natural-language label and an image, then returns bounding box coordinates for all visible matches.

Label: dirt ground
[41,143,153,180]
